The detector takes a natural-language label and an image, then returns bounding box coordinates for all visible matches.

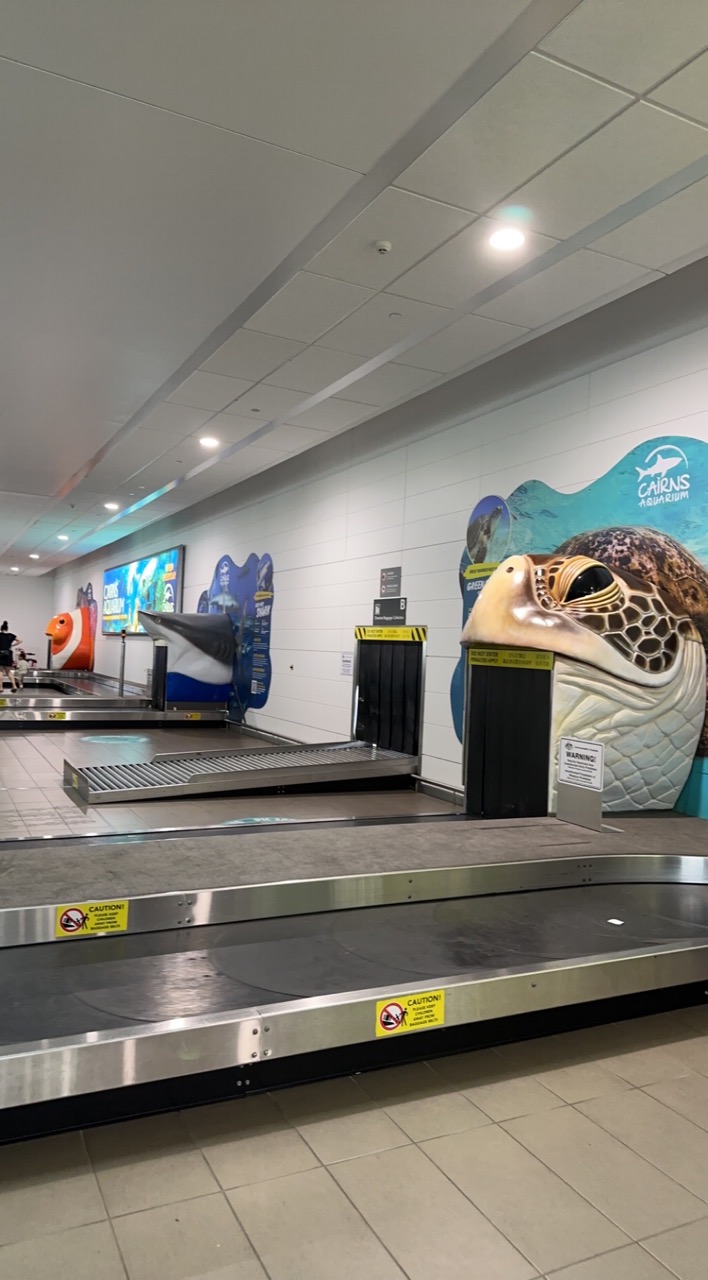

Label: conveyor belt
[3,875,708,1112]
[64,739,418,803]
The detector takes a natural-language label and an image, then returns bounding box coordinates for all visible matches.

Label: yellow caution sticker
[48,710,67,720]
[71,773,80,790]
[55,900,129,938]
[376,989,445,1037]
[462,562,499,580]
[355,626,427,642]
[467,646,554,670]
[0,698,7,707]
[184,711,202,720]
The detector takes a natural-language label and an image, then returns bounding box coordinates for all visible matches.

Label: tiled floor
[5,1008,708,1277]
[0,728,455,839]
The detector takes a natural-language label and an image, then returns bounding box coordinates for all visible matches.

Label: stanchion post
[118,629,127,697]
[151,639,168,711]
[46,639,53,670]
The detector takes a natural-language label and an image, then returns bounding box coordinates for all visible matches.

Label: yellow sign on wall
[467,647,554,670]
[355,626,427,642]
[376,989,445,1036]
[55,900,129,939]
[462,562,499,580]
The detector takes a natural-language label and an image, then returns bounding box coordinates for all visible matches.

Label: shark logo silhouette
[637,445,690,509]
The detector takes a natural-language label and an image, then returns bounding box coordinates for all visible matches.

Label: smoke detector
[374,240,392,255]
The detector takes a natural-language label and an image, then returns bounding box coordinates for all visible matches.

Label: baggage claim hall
[4,4,708,1278]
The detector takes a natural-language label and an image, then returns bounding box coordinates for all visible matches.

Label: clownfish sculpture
[45,607,95,671]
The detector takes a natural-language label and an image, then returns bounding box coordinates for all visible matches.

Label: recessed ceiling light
[29,554,39,560]
[251,408,261,414]
[607,918,625,926]
[10,567,19,573]
[199,437,220,448]
[104,502,119,511]
[388,311,403,320]
[489,227,526,251]
[57,534,69,541]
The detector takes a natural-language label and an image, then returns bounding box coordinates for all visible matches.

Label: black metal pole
[151,639,168,711]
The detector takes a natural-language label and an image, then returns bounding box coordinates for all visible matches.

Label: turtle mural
[461,527,707,812]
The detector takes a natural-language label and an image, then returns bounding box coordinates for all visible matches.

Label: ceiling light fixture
[489,227,525,251]
[29,554,39,560]
[607,919,625,926]
[104,502,119,511]
[199,437,220,448]
[57,534,69,542]
[10,567,19,573]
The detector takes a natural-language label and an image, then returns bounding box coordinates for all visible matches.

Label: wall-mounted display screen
[102,546,184,635]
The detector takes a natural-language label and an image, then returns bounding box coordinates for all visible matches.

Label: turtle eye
[548,556,621,608]
[564,563,614,602]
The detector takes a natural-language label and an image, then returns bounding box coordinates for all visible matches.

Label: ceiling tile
[341,362,438,405]
[167,370,253,411]
[286,399,368,431]
[257,424,331,454]
[0,0,530,170]
[200,413,269,447]
[308,188,474,289]
[85,428,180,488]
[201,329,306,380]
[590,175,708,269]
[650,51,708,125]
[219,446,292,480]
[477,250,654,329]
[392,218,558,308]
[498,103,708,240]
[227,385,306,420]
[539,0,708,93]
[137,401,213,435]
[245,272,373,343]
[265,345,363,394]
[397,314,527,373]
[320,293,450,358]
[395,53,630,214]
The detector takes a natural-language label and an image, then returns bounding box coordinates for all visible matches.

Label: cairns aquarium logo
[636,444,690,508]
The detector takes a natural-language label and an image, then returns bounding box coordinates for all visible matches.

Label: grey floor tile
[599,1044,697,1087]
[579,1090,708,1201]
[504,1106,705,1238]
[112,1193,265,1280]
[535,1061,631,1103]
[460,1073,563,1121]
[272,1076,410,1164]
[331,1143,537,1280]
[229,1166,405,1279]
[646,1073,708,1131]
[0,1132,106,1247]
[430,1047,521,1087]
[184,1094,319,1188]
[642,1215,708,1278]
[423,1123,627,1273]
[546,1243,679,1279]
[84,1113,218,1216]
[356,1061,490,1140]
[0,1221,125,1280]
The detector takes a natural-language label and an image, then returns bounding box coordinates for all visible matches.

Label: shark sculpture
[138,610,235,694]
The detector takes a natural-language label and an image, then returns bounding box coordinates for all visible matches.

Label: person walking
[0,622,19,692]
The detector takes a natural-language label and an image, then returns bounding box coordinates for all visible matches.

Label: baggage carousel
[3,847,708,1135]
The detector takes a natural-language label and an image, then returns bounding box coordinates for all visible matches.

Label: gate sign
[375,989,445,1036]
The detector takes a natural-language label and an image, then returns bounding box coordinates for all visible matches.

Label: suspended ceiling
[2,0,708,574]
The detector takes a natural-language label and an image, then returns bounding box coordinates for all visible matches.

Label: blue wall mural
[196,552,274,720]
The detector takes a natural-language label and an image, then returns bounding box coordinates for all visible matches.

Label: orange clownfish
[45,607,95,671]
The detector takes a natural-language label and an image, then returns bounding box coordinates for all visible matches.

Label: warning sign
[467,646,554,670]
[375,989,445,1037]
[55,900,129,938]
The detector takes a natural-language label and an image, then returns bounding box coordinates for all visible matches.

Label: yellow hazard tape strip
[355,626,427,642]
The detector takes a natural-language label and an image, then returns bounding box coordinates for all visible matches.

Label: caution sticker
[48,710,67,720]
[467,646,554,670]
[184,711,202,720]
[376,989,445,1037]
[55,900,129,938]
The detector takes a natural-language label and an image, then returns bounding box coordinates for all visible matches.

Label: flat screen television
[102,546,185,635]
